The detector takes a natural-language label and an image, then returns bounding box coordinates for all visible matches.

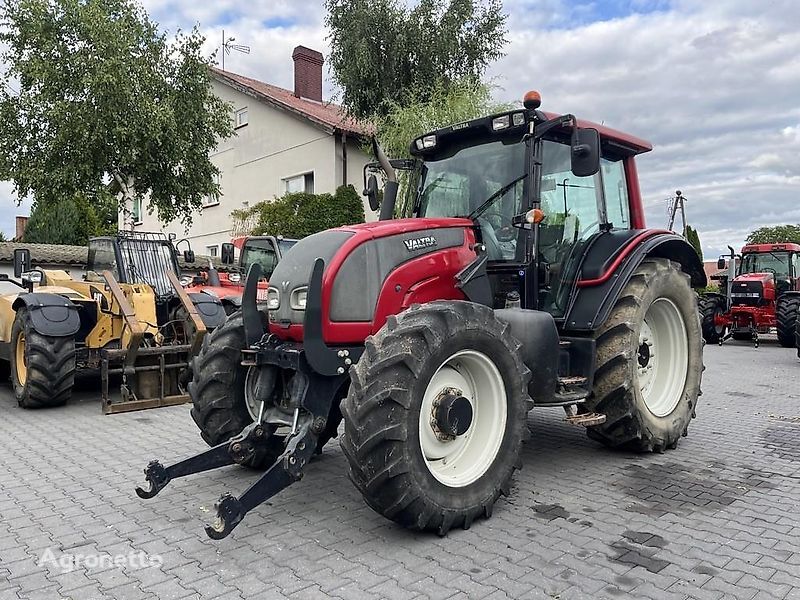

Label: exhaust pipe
[373,138,398,221]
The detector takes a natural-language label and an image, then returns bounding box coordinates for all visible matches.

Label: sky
[2,0,799,260]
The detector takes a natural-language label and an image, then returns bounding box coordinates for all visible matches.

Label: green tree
[745,225,800,245]
[232,185,366,239]
[684,225,703,261]
[0,0,233,226]
[325,0,507,119]
[23,191,117,245]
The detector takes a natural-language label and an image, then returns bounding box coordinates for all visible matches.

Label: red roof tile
[211,67,368,137]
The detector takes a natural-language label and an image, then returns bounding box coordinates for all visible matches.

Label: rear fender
[187,293,227,330]
[12,293,81,337]
[564,232,705,332]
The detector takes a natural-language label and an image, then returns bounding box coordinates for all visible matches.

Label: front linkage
[135,261,357,539]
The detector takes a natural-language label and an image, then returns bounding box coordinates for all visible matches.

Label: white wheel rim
[638,298,688,417]
[419,350,507,488]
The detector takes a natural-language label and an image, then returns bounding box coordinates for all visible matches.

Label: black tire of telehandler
[775,295,800,348]
[698,295,725,344]
[585,259,703,452]
[796,305,800,357]
[188,310,282,469]
[341,301,531,535]
[10,308,75,408]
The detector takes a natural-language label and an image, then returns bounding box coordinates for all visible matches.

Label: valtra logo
[403,236,438,252]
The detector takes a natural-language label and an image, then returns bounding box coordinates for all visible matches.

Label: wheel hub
[637,342,651,368]
[431,387,473,440]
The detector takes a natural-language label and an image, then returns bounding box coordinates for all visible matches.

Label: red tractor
[699,243,800,347]
[186,235,297,314]
[136,92,705,539]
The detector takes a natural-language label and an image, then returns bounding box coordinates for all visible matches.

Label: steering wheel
[762,268,776,275]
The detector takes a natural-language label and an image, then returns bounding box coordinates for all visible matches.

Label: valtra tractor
[0,232,226,413]
[186,236,297,314]
[136,92,705,539]
[699,243,800,347]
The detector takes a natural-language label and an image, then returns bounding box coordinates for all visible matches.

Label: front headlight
[290,287,308,310]
[266,287,280,310]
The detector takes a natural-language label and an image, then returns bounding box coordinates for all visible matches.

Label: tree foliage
[684,225,703,261]
[325,0,507,119]
[0,0,233,226]
[745,225,800,245]
[23,191,118,245]
[231,185,365,239]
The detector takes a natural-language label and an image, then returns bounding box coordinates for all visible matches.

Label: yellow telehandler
[0,231,226,413]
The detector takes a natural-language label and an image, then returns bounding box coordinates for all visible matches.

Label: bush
[231,185,365,238]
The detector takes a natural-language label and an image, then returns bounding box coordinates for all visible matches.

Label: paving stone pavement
[0,339,799,600]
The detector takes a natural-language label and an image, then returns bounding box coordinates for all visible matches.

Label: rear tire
[10,308,75,408]
[341,301,531,535]
[698,295,726,344]
[585,259,702,452]
[776,295,800,348]
[188,310,282,468]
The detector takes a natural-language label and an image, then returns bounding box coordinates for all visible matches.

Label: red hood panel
[340,217,474,239]
[734,273,773,283]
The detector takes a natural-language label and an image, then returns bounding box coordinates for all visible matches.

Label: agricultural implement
[137,92,705,538]
[0,231,226,413]
[699,243,800,347]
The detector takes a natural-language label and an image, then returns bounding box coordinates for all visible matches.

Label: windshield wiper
[467,173,527,221]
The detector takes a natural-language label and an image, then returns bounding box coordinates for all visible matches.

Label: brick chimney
[15,216,28,241]
[292,46,323,102]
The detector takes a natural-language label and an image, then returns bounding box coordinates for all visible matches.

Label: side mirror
[13,248,31,278]
[364,174,380,212]
[168,232,177,242]
[221,243,235,265]
[570,128,600,177]
[717,258,727,270]
[183,249,195,263]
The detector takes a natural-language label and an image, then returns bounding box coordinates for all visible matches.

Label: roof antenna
[221,30,251,71]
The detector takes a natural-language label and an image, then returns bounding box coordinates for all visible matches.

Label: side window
[87,239,119,280]
[602,158,630,229]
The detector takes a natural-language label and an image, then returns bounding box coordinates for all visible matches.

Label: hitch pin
[290,408,300,435]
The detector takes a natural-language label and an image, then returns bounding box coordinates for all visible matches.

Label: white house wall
[121,80,375,254]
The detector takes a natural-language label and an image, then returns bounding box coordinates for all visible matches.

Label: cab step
[564,412,606,427]
[539,376,591,406]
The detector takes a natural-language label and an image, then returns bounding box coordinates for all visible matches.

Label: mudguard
[564,231,705,332]
[495,308,559,404]
[12,293,81,337]
[187,293,227,330]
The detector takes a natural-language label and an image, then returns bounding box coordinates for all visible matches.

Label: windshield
[417,139,525,260]
[241,239,292,280]
[117,240,179,298]
[739,252,790,278]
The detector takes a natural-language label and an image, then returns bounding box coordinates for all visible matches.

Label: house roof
[211,67,368,137]
[0,242,213,271]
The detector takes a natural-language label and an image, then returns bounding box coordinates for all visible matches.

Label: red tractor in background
[186,235,297,314]
[137,91,706,539]
[699,243,800,347]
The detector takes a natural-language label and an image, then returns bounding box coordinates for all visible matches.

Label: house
[121,46,374,257]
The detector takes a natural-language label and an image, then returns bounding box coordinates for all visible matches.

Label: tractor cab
[735,243,800,300]
[405,94,652,319]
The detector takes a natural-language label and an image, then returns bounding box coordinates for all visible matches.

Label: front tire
[585,259,703,452]
[188,311,282,468]
[10,308,75,408]
[341,301,531,535]
[776,295,800,348]
[698,295,726,344]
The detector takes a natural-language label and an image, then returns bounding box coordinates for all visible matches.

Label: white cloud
[2,0,799,256]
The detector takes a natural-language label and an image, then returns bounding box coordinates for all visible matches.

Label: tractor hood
[733,272,774,284]
[266,218,474,332]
